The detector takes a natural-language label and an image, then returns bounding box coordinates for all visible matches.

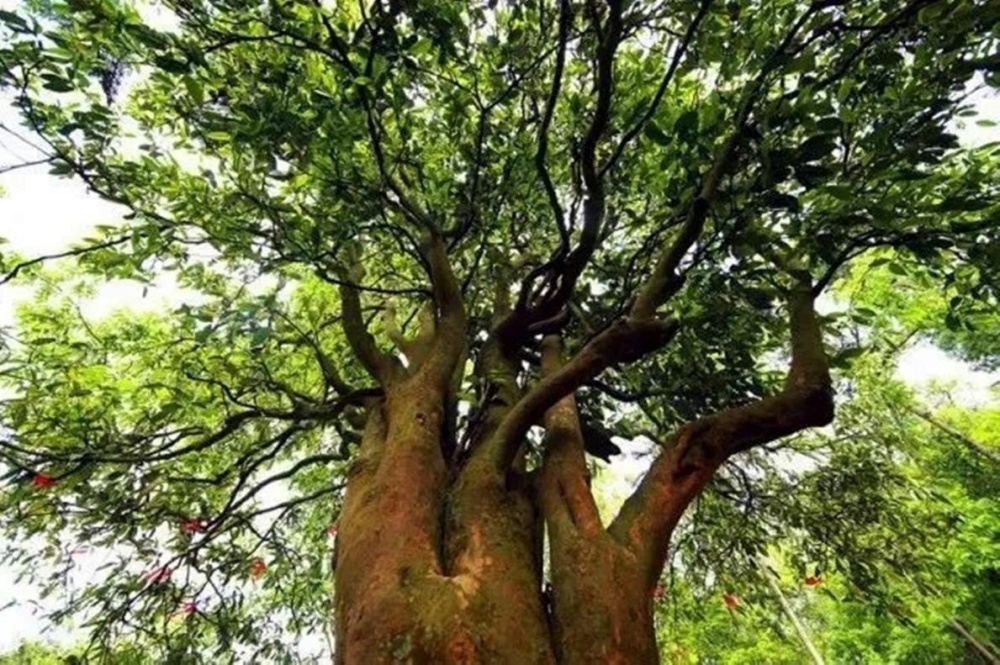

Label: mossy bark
[333,263,833,663]
[334,378,559,664]
[333,351,693,664]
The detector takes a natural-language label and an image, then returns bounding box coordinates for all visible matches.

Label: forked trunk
[331,332,711,663]
[333,379,669,664]
[332,255,832,663]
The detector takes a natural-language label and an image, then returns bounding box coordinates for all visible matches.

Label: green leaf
[410,38,433,57]
[644,120,672,146]
[0,9,29,31]
[794,163,835,188]
[796,134,837,163]
[816,116,843,132]
[250,328,270,347]
[40,74,74,92]
[153,55,190,74]
[49,161,74,176]
[183,76,204,105]
[762,191,800,212]
[674,109,699,136]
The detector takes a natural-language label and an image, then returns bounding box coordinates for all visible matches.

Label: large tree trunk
[332,236,833,663]
[333,380,668,664]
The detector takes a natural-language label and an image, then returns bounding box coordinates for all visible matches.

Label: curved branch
[579,0,623,195]
[337,276,400,384]
[472,316,679,474]
[535,0,573,252]
[0,235,133,286]
[610,281,833,584]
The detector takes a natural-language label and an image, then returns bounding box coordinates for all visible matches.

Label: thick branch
[418,232,468,386]
[338,278,399,384]
[473,316,679,474]
[538,335,603,537]
[610,282,833,583]
[424,233,465,341]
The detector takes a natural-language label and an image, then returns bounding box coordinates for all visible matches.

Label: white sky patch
[951,78,1000,148]
[897,342,1000,408]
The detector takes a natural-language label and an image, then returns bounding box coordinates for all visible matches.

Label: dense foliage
[1,0,999,660]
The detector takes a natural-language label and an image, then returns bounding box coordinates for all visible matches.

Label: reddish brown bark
[537,336,658,663]
[333,231,832,662]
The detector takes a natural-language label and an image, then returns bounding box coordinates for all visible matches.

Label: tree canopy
[1,0,999,661]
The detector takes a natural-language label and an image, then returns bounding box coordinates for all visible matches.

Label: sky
[1,7,999,655]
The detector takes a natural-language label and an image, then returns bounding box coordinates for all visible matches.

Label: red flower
[181,518,207,534]
[31,473,56,489]
[249,557,267,579]
[723,593,739,609]
[144,565,172,585]
[652,584,666,601]
[326,524,338,538]
[805,575,822,587]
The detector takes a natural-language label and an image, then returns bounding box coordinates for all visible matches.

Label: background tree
[1,0,999,661]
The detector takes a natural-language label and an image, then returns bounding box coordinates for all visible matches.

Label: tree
[1,0,998,661]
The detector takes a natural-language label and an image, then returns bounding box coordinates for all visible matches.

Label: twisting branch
[579,0,624,195]
[500,0,624,347]
[609,278,833,584]
[475,315,679,474]
[535,0,573,251]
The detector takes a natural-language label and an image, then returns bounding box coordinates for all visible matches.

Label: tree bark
[332,242,833,662]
